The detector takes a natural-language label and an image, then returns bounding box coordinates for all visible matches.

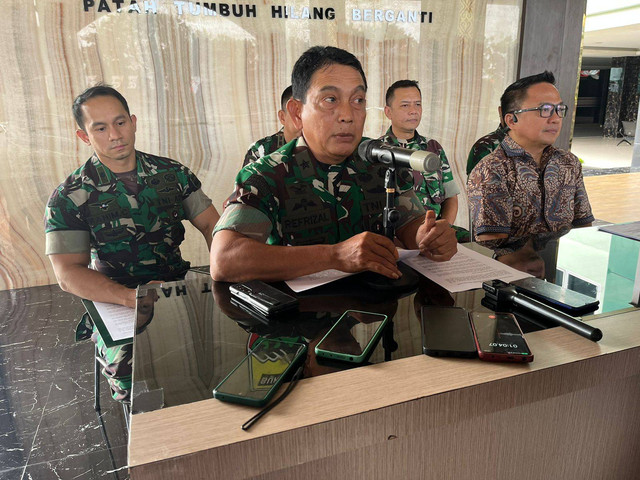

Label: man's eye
[325,96,336,103]
[354,98,365,105]
[96,127,105,132]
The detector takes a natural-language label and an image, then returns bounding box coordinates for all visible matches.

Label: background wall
[0,0,522,290]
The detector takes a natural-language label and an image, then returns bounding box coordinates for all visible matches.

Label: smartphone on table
[213,338,307,407]
[421,306,477,358]
[470,312,533,363]
[229,280,298,317]
[315,310,389,364]
[510,277,599,316]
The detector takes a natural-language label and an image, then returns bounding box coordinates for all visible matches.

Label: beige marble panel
[0,0,522,290]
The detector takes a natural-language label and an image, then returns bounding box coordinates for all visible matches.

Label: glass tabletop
[131,228,639,415]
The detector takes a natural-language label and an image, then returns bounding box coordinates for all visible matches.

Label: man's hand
[416,210,457,261]
[332,231,401,279]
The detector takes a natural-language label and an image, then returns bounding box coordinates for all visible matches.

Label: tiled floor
[0,285,129,480]
[571,123,634,172]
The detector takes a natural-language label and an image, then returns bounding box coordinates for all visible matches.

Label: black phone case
[511,278,599,316]
[421,306,477,358]
[229,280,298,316]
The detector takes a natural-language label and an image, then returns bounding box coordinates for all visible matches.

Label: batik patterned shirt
[467,135,594,241]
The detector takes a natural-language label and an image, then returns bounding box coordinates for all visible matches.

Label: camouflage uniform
[243,129,288,167]
[215,136,425,246]
[466,124,509,175]
[379,128,460,218]
[45,151,212,400]
[379,128,468,241]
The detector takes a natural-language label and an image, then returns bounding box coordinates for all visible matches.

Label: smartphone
[315,310,388,364]
[213,338,307,407]
[229,280,298,317]
[421,306,477,358]
[470,312,533,363]
[511,277,599,316]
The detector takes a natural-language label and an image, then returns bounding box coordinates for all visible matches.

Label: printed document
[401,244,531,292]
[286,249,420,292]
[93,301,135,342]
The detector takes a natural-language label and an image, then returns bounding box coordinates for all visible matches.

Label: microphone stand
[363,163,419,292]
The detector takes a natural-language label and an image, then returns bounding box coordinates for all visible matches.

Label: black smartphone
[470,312,533,363]
[229,280,298,317]
[510,277,599,316]
[315,310,389,364]
[213,338,307,407]
[420,306,477,358]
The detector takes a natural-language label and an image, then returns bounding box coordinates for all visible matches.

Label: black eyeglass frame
[510,103,568,119]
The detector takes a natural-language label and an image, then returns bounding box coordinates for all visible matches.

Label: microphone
[358,139,441,172]
[482,280,603,342]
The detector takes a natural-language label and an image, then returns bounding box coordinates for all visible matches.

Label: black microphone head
[358,139,383,161]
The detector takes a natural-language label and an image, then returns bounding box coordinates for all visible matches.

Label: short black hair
[291,46,367,103]
[280,85,293,111]
[500,71,555,122]
[385,80,421,106]
[72,84,130,130]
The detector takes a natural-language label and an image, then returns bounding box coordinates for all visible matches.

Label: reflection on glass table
[480,226,639,315]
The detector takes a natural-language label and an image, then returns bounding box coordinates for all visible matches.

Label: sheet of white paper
[93,301,135,341]
[285,249,420,292]
[401,244,532,292]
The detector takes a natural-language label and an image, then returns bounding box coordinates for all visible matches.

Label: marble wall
[604,56,640,137]
[0,0,522,290]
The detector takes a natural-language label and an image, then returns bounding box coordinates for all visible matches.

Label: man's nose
[108,125,123,139]
[336,102,354,123]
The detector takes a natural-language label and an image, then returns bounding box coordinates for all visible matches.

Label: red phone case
[470,312,534,363]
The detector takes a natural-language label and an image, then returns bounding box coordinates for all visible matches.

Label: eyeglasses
[511,103,568,118]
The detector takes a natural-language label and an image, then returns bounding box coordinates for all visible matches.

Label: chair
[617,120,636,146]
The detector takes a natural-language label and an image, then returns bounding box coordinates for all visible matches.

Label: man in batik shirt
[467,71,593,247]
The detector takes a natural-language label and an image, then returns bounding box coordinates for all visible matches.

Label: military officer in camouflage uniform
[380,80,460,227]
[210,46,457,283]
[242,85,302,167]
[44,85,219,401]
[466,118,509,175]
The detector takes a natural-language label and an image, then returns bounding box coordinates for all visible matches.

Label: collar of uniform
[384,126,425,146]
[296,135,353,173]
[89,151,144,187]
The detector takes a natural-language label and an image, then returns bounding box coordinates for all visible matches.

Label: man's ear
[277,109,286,127]
[505,113,518,128]
[287,98,303,131]
[384,105,392,120]
[76,129,90,146]
[131,114,137,132]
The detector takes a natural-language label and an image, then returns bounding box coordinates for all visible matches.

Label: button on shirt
[467,135,594,240]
